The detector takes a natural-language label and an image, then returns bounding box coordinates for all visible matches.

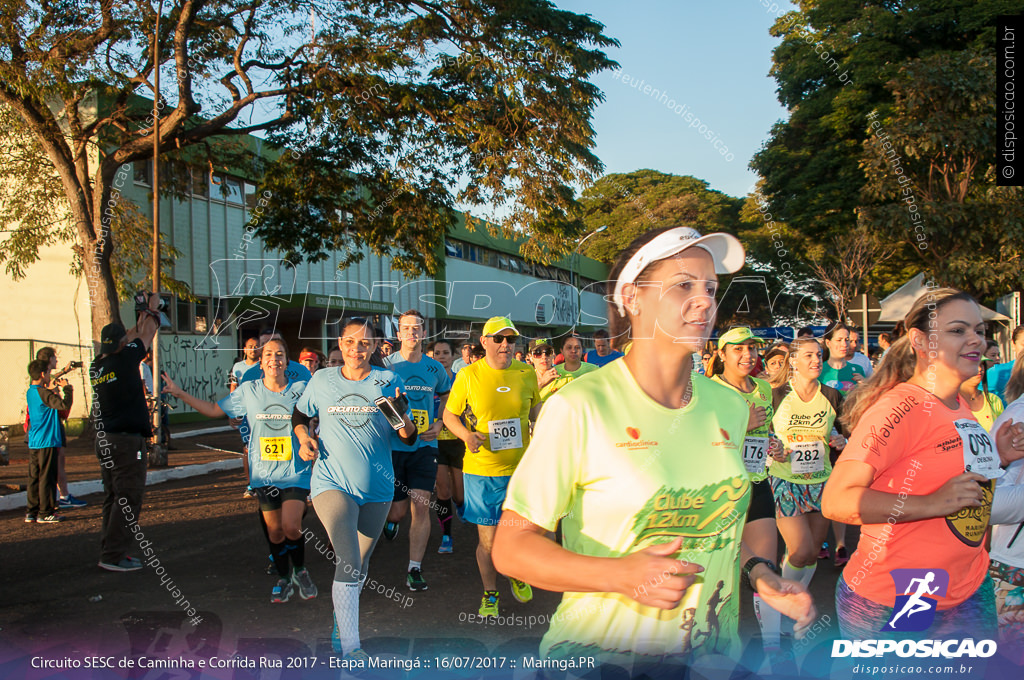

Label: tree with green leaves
[858,49,1024,298]
[0,0,617,339]
[752,0,1012,300]
[576,170,744,263]
[575,170,834,328]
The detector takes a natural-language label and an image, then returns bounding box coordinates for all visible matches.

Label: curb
[174,425,237,439]
[0,458,243,512]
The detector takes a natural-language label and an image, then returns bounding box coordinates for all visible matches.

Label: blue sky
[558,0,790,199]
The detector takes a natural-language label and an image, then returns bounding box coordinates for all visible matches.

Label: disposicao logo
[831,567,998,659]
[884,568,948,632]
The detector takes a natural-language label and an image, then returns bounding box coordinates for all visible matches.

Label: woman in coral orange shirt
[824,288,1024,640]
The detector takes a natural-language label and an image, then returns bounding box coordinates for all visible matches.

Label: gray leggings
[312,490,390,583]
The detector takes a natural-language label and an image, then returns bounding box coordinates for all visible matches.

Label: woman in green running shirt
[493,227,815,674]
[709,327,788,657]
[770,337,847,596]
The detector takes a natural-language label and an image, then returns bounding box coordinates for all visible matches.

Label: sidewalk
[1,419,245,510]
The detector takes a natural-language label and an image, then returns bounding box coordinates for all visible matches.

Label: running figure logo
[883,568,949,632]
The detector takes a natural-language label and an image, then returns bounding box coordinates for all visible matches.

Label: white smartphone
[374,396,405,431]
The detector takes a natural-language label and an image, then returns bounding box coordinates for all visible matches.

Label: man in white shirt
[847,329,874,378]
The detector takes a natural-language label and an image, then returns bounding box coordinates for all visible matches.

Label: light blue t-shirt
[26,386,65,449]
[987,361,1015,405]
[218,379,311,490]
[384,352,453,451]
[238,361,312,446]
[295,367,410,503]
[241,360,312,385]
[231,360,257,384]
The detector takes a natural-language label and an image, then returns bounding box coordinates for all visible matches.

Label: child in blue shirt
[25,359,73,523]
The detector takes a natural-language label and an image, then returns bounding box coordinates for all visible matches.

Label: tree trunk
[81,166,127,348]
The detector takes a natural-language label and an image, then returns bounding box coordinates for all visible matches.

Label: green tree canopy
[576,170,836,328]
[858,49,1024,298]
[751,0,1013,301]
[576,170,744,263]
[0,0,617,338]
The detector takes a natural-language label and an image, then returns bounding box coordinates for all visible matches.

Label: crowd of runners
[37,225,1019,669]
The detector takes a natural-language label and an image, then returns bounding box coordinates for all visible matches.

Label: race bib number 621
[260,436,292,461]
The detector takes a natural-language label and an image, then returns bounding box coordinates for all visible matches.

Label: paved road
[1,441,858,679]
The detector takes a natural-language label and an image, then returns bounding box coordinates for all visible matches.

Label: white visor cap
[612,227,745,317]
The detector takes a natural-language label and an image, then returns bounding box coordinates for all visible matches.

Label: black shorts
[391,447,438,501]
[435,438,466,469]
[746,478,776,522]
[253,486,309,512]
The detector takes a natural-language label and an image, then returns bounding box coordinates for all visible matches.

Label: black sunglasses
[488,334,519,344]
[531,349,553,356]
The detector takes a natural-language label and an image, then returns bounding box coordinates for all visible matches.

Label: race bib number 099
[954,418,1003,479]
[488,418,523,452]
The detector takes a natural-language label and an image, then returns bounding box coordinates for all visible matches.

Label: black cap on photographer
[100,323,127,353]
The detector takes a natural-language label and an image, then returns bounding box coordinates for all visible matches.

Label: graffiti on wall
[161,335,234,412]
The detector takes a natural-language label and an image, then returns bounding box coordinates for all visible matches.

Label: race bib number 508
[488,418,523,452]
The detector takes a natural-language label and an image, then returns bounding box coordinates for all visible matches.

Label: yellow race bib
[260,436,292,461]
[411,409,430,434]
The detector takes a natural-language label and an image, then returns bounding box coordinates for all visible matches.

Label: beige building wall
[0,241,95,425]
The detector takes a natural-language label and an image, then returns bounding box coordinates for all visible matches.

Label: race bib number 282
[790,440,826,475]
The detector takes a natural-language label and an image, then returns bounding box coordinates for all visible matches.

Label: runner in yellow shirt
[554,335,598,382]
[960,358,1005,431]
[443,317,543,618]
[492,227,815,674]
[529,338,561,401]
[769,337,847,605]
[709,326,787,661]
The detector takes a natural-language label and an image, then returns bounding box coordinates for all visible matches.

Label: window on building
[194,298,211,334]
[212,173,244,204]
[445,240,461,258]
[224,176,243,204]
[176,297,192,333]
[192,167,209,198]
[134,160,151,186]
[244,182,258,209]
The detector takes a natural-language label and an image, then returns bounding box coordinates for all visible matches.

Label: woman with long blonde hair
[824,288,1024,640]
[1004,354,1024,405]
[768,336,847,608]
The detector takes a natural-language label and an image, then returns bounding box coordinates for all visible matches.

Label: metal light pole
[571,225,608,329]
[150,0,166,464]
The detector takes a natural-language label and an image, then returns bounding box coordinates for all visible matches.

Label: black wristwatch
[743,557,778,593]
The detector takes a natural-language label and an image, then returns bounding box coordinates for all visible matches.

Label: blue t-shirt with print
[218,379,311,490]
[295,367,410,504]
[384,352,452,451]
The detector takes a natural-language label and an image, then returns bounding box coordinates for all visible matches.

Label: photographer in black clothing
[90,293,160,572]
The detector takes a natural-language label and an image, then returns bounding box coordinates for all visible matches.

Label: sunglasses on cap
[487,334,519,344]
[531,348,553,357]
